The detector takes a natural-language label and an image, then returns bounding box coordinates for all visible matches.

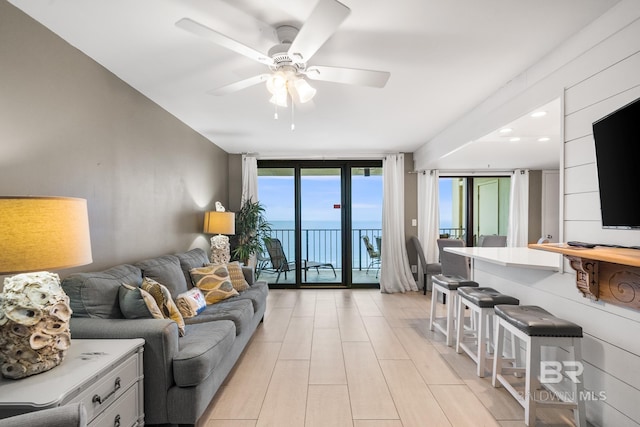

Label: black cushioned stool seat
[492,305,586,427]
[494,305,582,337]
[429,275,478,347]
[457,287,520,308]
[456,287,519,377]
[431,274,478,290]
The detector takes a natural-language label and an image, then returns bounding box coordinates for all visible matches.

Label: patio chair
[362,235,381,277]
[263,238,336,283]
[255,252,270,279]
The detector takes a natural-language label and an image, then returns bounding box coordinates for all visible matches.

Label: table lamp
[203,202,235,264]
[0,196,92,379]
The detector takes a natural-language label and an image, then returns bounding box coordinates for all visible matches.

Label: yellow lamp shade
[0,196,93,274]
[203,211,235,235]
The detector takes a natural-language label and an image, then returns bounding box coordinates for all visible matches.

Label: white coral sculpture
[0,272,72,379]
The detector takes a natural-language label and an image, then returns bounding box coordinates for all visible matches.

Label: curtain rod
[408,169,518,175]
[253,153,388,160]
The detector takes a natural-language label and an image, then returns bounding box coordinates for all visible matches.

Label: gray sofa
[61,248,268,426]
[0,403,86,427]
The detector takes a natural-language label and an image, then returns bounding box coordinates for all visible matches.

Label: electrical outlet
[411,264,417,273]
[411,218,417,227]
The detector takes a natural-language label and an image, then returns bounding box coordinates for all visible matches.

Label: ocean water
[269,220,382,230]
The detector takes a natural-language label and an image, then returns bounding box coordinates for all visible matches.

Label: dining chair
[409,236,441,294]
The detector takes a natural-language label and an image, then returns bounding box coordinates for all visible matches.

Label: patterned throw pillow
[141,277,186,336]
[223,261,250,292]
[119,284,164,319]
[175,287,207,318]
[190,264,239,304]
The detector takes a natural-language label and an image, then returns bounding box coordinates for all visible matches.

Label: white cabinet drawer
[0,339,144,426]
[72,353,139,422]
[90,384,139,427]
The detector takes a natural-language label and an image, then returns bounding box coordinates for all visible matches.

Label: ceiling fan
[175,0,390,107]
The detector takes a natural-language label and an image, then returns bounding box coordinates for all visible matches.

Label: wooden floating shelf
[529,243,640,310]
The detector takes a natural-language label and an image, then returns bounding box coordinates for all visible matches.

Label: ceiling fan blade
[207,74,271,96]
[176,18,273,66]
[287,0,350,63]
[305,66,390,88]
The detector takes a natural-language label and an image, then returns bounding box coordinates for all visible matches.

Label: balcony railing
[439,227,466,239]
[264,227,465,270]
[265,228,381,270]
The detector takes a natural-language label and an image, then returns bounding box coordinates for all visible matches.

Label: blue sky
[439,178,453,229]
[258,174,383,225]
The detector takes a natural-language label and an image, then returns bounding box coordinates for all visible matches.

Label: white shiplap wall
[558,19,640,426]
[414,2,640,425]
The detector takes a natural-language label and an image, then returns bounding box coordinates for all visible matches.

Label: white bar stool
[492,305,586,427]
[455,287,519,377]
[429,274,478,346]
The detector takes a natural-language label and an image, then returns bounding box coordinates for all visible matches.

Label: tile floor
[198,289,580,427]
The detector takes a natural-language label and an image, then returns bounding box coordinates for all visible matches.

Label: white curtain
[241,154,258,206]
[417,170,439,290]
[380,154,418,293]
[507,169,529,247]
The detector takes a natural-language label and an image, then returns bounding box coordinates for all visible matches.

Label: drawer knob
[92,377,121,405]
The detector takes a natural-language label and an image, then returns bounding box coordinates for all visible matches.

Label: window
[257,160,382,287]
[439,176,510,246]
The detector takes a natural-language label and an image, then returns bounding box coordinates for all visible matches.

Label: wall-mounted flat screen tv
[592,96,640,229]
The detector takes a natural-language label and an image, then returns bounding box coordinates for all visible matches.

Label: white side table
[0,339,144,426]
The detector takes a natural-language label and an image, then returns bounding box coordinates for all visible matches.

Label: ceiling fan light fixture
[269,88,288,107]
[293,78,317,103]
[266,72,287,95]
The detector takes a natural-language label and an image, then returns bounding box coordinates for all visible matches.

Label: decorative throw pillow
[223,261,250,292]
[119,284,164,319]
[141,277,186,336]
[175,287,207,318]
[190,264,239,304]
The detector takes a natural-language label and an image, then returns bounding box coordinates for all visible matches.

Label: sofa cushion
[184,298,253,335]
[173,320,236,387]
[175,248,209,288]
[141,277,186,336]
[191,265,239,304]
[62,264,142,319]
[119,284,164,319]
[234,280,269,312]
[135,255,188,299]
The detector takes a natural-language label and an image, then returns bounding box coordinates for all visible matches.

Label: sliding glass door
[439,176,510,246]
[255,168,298,285]
[300,167,342,285]
[351,166,383,284]
[257,160,382,287]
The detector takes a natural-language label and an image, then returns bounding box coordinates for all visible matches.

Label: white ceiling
[10,0,618,167]
[434,98,562,171]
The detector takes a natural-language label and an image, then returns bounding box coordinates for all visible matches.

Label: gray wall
[228,154,243,212]
[0,1,229,277]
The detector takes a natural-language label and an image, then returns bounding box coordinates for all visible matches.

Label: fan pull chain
[291,100,295,131]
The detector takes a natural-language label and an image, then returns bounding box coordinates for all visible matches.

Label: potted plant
[231,200,272,266]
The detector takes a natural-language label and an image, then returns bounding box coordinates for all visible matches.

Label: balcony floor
[257,268,381,286]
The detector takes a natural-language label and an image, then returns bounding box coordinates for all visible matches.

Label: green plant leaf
[231,199,272,264]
